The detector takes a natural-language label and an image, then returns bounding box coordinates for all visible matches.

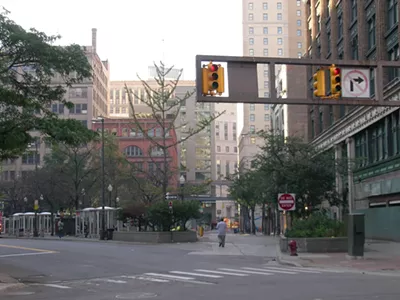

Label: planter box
[280,236,348,253]
[113,230,197,243]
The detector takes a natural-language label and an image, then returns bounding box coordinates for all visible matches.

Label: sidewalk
[0,273,24,292]
[277,239,400,274]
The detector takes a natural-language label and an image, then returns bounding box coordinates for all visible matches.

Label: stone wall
[280,236,348,253]
[113,231,197,243]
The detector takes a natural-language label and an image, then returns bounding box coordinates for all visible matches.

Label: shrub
[285,213,346,238]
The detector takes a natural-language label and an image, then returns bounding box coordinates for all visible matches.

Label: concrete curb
[0,283,25,293]
[275,244,303,267]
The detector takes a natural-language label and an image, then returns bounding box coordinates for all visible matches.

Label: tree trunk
[251,207,256,235]
[261,202,266,235]
[50,211,54,236]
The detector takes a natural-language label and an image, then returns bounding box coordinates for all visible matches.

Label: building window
[263,38,268,45]
[297,42,302,48]
[249,38,254,45]
[250,104,255,111]
[248,2,253,10]
[296,10,301,16]
[263,2,268,10]
[263,27,268,34]
[278,38,283,45]
[298,52,302,58]
[217,146,221,152]
[248,13,253,21]
[368,16,376,49]
[327,31,331,53]
[264,114,270,121]
[124,146,143,157]
[277,13,282,20]
[234,147,238,153]
[296,30,302,36]
[278,49,283,56]
[250,137,256,144]
[264,92,269,97]
[264,104,269,110]
[250,114,255,122]
[338,15,343,39]
[264,81,269,88]
[263,13,268,20]
[388,0,399,29]
[225,146,229,152]
[351,36,358,59]
[264,69,268,77]
[351,0,357,22]
[263,48,268,56]
[249,27,254,34]
[249,49,254,56]
[277,27,283,34]
[297,20,301,26]
[250,125,256,133]
[296,0,301,6]
[277,2,282,9]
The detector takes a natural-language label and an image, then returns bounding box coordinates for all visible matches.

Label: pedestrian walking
[57,219,64,239]
[216,218,227,248]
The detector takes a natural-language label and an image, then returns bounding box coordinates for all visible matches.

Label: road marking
[0,252,56,258]
[244,267,297,274]
[0,244,56,253]
[144,273,194,280]
[169,271,222,278]
[91,279,127,284]
[31,284,71,289]
[136,276,170,283]
[280,266,343,273]
[193,269,249,277]
[264,266,321,274]
[218,268,273,275]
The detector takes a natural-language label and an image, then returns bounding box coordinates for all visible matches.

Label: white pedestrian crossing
[29,266,344,290]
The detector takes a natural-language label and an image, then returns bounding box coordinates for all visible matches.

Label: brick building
[305,0,400,240]
[92,117,179,188]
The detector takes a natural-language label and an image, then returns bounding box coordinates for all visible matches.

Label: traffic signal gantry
[201,62,224,96]
[312,64,342,99]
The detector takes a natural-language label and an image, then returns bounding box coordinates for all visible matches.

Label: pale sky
[3,0,243,80]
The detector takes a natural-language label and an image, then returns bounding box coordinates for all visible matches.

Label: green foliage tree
[0,9,93,160]
[126,62,224,198]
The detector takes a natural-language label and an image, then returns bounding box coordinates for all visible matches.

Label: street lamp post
[115,197,120,208]
[23,197,27,213]
[108,184,113,207]
[179,175,185,202]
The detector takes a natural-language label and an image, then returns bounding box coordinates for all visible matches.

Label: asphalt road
[1,238,400,300]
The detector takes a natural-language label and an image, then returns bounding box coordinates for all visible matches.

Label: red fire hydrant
[288,240,298,256]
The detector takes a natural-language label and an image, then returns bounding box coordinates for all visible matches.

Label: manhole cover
[6,292,35,296]
[116,292,158,299]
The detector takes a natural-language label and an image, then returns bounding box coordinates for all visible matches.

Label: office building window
[249,38,254,45]
[264,114,270,121]
[234,147,238,153]
[278,38,283,45]
[368,16,376,49]
[264,69,268,77]
[277,13,282,20]
[297,20,301,26]
[388,0,399,28]
[296,0,301,6]
[263,38,268,45]
[250,104,255,111]
[248,2,253,10]
[264,81,269,88]
[264,92,269,97]
[225,146,229,152]
[297,30,302,36]
[264,104,269,110]
[250,114,255,122]
[297,42,302,48]
[217,146,221,152]
[277,27,283,34]
[248,13,253,21]
[338,15,344,39]
[263,48,268,56]
[277,2,282,9]
[249,27,254,34]
[250,126,256,133]
[263,2,268,10]
[278,49,283,56]
[296,10,301,16]
[263,13,268,20]
[298,52,302,58]
[263,27,268,34]
[249,49,254,56]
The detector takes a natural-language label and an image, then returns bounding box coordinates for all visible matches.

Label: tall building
[0,29,109,181]
[239,0,307,170]
[305,0,400,240]
[214,103,239,219]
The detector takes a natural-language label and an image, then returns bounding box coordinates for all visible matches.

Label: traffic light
[201,62,225,96]
[313,69,326,97]
[330,65,341,96]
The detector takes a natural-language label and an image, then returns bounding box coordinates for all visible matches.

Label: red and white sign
[278,193,296,211]
[342,68,370,98]
[168,201,173,207]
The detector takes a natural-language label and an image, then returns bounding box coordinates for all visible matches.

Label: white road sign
[342,68,370,98]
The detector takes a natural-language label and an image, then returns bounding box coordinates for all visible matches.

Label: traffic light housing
[201,62,225,96]
[330,66,341,96]
[313,69,326,97]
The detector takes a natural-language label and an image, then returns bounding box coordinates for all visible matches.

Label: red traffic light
[333,68,340,75]
[209,64,219,72]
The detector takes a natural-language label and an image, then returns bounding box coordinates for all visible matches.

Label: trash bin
[107,228,114,240]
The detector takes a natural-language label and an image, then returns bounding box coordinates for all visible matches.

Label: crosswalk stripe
[169,271,222,278]
[144,273,195,280]
[281,266,343,273]
[218,268,273,275]
[31,284,71,289]
[121,276,169,283]
[263,266,321,274]
[91,279,127,284]
[193,269,249,277]
[244,267,297,274]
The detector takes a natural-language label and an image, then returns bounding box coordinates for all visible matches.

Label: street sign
[165,192,177,200]
[278,193,296,211]
[342,68,370,98]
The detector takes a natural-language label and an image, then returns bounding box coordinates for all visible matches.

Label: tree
[0,175,27,215]
[126,62,224,198]
[0,9,93,160]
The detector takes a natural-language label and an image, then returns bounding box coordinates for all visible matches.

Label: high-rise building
[239,0,307,170]
[305,0,400,240]
[0,29,109,180]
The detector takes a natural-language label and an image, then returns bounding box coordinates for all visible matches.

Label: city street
[0,236,399,300]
